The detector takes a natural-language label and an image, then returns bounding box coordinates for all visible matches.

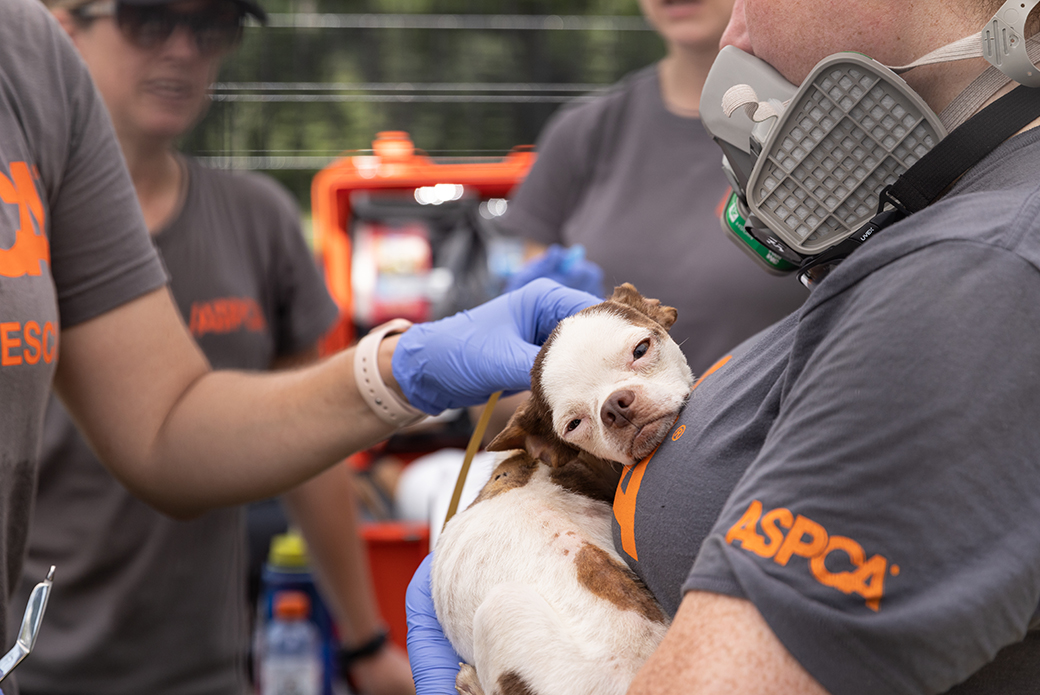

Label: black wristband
[338,629,389,669]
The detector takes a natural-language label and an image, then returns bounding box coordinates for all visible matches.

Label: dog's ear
[486,395,539,452]
[491,431,580,469]
[486,420,527,453]
[486,397,581,468]
[608,282,677,330]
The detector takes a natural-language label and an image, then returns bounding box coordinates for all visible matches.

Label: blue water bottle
[260,591,322,695]
[255,532,336,695]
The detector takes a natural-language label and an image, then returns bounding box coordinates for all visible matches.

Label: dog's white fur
[540,309,694,466]
[432,464,666,695]
[432,284,693,695]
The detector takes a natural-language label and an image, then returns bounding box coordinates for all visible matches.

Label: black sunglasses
[72,1,245,55]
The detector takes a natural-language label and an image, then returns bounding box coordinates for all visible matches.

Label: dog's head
[488,283,694,467]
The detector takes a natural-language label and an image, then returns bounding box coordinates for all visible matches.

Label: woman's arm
[54,280,600,519]
[54,287,395,518]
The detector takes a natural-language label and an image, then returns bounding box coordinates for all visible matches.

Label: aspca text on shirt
[0,160,59,370]
[726,499,898,611]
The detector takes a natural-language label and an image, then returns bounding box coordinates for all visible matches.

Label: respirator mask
[701,0,1040,286]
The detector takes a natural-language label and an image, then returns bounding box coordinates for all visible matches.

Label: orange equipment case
[310,131,535,650]
[312,130,536,353]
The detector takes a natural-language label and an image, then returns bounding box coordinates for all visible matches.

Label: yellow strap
[442,391,502,530]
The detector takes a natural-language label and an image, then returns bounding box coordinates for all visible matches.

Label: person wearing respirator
[2,0,1039,692]
[404,1,1040,694]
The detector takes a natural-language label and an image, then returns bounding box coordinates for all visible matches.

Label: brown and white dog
[431,284,695,695]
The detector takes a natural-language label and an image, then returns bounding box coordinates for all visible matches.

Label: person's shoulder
[581,64,656,106]
[932,128,1040,254]
[956,126,1040,199]
[187,159,299,216]
[4,0,58,36]
[0,0,95,112]
[819,129,1040,299]
[551,64,658,128]
[535,64,659,155]
[1,0,133,208]
[2,0,85,76]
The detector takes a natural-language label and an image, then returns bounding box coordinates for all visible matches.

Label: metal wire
[211,93,598,103]
[198,13,651,170]
[197,155,343,170]
[195,150,529,170]
[260,13,651,31]
[213,82,607,92]
[209,81,607,103]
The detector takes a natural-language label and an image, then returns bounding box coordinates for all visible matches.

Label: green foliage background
[179,0,665,212]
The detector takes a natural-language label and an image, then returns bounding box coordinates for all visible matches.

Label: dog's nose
[601,390,635,428]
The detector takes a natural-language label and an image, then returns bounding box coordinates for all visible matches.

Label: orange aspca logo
[189,297,267,338]
[0,162,49,278]
[726,500,898,611]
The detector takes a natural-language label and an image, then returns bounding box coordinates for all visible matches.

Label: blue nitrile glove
[504,244,605,298]
[406,554,461,695]
[392,278,599,414]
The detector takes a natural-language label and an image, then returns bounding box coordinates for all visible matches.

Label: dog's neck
[548,453,622,504]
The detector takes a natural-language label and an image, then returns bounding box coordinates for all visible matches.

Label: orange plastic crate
[360,520,431,651]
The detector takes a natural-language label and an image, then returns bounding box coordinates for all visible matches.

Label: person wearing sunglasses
[8,2,415,694]
[0,1,597,693]
[67,0,248,54]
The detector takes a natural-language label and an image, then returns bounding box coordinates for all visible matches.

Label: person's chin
[139,108,204,142]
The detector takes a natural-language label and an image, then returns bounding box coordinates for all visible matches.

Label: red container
[360,520,431,651]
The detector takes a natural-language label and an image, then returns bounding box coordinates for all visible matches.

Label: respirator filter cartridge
[744,53,947,256]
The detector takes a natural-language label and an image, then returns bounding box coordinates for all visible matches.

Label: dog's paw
[456,663,485,695]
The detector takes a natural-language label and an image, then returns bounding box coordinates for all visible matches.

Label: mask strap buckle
[877,184,916,218]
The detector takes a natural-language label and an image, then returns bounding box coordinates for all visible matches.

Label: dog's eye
[566,419,581,433]
[633,339,650,360]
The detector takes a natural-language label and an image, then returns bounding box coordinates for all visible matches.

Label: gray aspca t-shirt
[495,64,808,374]
[614,126,1040,695]
[0,2,167,690]
[11,158,339,695]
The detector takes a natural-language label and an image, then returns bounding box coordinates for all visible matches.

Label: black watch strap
[338,629,390,670]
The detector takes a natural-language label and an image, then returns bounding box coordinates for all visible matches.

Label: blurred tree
[179,0,665,210]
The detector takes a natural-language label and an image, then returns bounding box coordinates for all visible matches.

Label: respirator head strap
[884,83,1040,214]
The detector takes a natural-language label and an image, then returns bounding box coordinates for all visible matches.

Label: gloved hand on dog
[504,244,605,298]
[393,278,599,414]
[405,554,460,695]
